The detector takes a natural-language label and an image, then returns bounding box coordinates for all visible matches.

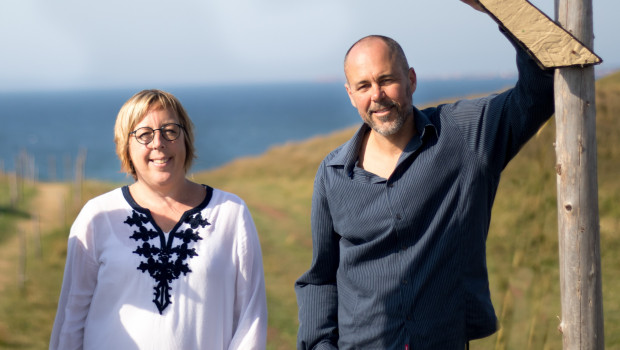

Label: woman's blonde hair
[114,89,196,180]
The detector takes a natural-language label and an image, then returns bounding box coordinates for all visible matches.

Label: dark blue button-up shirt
[295,37,554,349]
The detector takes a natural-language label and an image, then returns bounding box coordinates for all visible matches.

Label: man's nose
[371,84,385,101]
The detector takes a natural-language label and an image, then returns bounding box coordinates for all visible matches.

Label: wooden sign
[478,0,602,68]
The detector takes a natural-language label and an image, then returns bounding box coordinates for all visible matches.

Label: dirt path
[0,182,70,292]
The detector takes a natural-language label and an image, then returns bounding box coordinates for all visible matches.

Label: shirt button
[387,182,394,188]
[396,214,402,220]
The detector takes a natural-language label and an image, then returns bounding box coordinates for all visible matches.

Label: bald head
[344,35,410,84]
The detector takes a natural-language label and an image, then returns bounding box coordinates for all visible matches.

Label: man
[295,1,555,349]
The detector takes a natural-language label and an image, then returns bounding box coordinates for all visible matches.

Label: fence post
[554,0,604,348]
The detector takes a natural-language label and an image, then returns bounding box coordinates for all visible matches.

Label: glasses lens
[131,124,182,144]
[135,127,154,144]
[161,124,181,141]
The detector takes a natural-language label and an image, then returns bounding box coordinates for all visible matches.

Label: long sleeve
[449,29,555,176]
[295,161,340,350]
[435,30,555,340]
[228,203,268,349]
[49,206,99,350]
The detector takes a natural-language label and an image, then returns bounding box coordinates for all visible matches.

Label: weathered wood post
[473,0,603,346]
[74,147,87,206]
[554,0,604,348]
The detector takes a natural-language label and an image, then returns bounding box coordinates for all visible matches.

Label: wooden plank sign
[478,0,602,68]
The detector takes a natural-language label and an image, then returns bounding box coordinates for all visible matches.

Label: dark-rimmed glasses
[129,123,185,145]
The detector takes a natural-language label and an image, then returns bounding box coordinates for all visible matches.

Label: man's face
[345,38,416,137]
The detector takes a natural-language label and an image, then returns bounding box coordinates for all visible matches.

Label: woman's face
[128,107,187,190]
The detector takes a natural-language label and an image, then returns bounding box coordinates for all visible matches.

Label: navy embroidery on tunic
[124,210,210,314]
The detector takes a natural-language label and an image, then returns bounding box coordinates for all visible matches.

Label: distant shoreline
[0,76,539,182]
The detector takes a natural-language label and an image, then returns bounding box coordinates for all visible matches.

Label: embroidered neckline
[121,185,213,314]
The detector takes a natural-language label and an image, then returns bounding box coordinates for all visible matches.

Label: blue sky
[1,1,618,92]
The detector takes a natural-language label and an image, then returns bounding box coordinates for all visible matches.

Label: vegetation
[0,180,117,349]
[0,175,35,246]
[0,71,618,349]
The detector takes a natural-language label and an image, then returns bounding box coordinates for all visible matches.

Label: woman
[49,89,267,349]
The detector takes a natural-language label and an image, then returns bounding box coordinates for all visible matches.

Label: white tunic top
[49,186,267,350]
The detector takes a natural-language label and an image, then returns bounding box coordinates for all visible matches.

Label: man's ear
[408,67,417,95]
[345,83,357,108]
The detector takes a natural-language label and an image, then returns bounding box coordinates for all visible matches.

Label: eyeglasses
[129,123,185,145]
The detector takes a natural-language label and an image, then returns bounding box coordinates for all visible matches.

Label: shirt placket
[390,134,426,346]
[385,176,417,347]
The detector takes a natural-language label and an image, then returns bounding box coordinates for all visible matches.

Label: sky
[1,0,618,92]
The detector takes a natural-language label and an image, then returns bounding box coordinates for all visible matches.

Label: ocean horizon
[1,77,516,183]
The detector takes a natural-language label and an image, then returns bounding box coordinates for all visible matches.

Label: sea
[0,78,516,183]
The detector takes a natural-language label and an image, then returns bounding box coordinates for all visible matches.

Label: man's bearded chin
[366,101,413,137]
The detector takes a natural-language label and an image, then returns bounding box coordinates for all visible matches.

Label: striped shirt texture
[295,36,555,350]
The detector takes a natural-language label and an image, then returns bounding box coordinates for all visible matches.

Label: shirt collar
[413,106,437,141]
[327,106,437,175]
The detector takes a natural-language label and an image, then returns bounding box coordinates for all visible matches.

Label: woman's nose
[150,130,165,149]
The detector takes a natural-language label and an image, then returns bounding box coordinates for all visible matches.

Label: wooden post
[18,225,27,291]
[9,171,19,208]
[74,147,87,206]
[554,0,604,348]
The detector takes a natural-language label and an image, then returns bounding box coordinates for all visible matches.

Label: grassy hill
[1,71,618,349]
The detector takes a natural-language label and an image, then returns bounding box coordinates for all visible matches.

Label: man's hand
[461,0,486,12]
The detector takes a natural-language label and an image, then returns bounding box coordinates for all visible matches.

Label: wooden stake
[18,226,27,291]
[554,0,604,348]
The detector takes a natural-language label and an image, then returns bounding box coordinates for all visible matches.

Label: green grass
[472,117,562,349]
[0,226,67,349]
[0,180,117,349]
[1,71,619,349]
[0,175,35,245]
